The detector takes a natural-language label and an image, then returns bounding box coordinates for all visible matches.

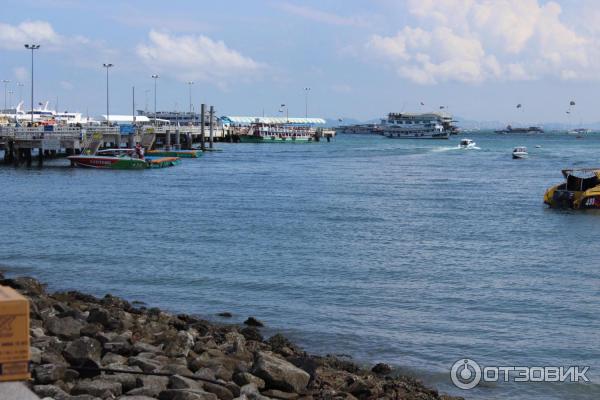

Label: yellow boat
[544,168,600,209]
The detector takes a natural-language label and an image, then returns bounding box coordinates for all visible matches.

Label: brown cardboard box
[0,286,30,381]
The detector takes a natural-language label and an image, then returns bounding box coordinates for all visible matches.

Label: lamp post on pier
[151,74,159,126]
[8,90,14,109]
[17,82,24,104]
[304,87,311,118]
[102,63,113,126]
[24,44,40,124]
[2,80,9,112]
[187,81,194,124]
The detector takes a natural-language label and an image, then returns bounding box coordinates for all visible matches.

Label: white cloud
[136,30,263,85]
[0,20,63,50]
[366,0,600,84]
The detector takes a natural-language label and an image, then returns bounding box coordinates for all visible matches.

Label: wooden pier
[0,124,226,167]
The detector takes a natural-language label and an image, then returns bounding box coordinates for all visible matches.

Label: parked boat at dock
[68,148,180,169]
[239,123,314,143]
[544,168,600,209]
[146,149,201,158]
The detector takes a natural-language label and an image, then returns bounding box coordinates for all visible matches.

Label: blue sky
[1,0,600,123]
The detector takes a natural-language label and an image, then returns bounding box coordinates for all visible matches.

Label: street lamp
[2,80,9,112]
[17,82,24,104]
[8,90,14,109]
[279,103,288,122]
[187,81,194,125]
[24,44,40,124]
[151,74,159,126]
[102,63,113,126]
[304,87,311,118]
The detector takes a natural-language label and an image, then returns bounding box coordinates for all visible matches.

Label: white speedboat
[512,146,528,159]
[459,138,476,149]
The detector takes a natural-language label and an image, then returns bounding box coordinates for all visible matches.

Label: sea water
[1,132,598,399]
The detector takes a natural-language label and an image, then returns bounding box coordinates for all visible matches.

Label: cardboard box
[0,286,30,381]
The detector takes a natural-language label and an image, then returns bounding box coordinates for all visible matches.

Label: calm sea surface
[1,132,599,399]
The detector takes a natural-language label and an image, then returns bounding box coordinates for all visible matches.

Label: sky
[1,0,600,124]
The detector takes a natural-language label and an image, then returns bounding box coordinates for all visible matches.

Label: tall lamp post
[1,80,9,112]
[304,87,311,118]
[102,63,113,126]
[8,90,14,109]
[187,81,194,124]
[17,82,24,104]
[24,44,40,124]
[151,74,159,126]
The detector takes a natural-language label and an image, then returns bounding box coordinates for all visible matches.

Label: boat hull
[544,185,600,209]
[512,153,528,159]
[67,156,147,170]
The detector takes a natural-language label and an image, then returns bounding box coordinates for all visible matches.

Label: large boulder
[33,384,69,400]
[233,372,265,390]
[45,316,84,340]
[63,337,102,368]
[134,374,170,397]
[251,352,309,393]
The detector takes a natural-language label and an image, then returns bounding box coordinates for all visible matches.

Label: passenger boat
[495,125,544,134]
[459,138,476,149]
[68,149,147,169]
[239,123,314,143]
[543,168,600,209]
[382,112,454,139]
[512,146,528,159]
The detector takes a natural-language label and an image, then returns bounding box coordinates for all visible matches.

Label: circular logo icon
[451,358,482,390]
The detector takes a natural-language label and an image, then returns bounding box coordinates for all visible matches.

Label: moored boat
[512,146,528,159]
[544,168,600,209]
[146,149,201,158]
[68,149,147,169]
[382,112,454,139]
[240,123,314,143]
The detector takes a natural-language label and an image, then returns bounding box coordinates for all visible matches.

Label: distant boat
[512,146,528,159]
[68,148,148,169]
[568,128,591,136]
[495,125,544,134]
[240,122,314,143]
[459,138,476,149]
[382,112,455,139]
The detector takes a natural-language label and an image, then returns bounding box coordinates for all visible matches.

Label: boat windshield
[562,169,600,191]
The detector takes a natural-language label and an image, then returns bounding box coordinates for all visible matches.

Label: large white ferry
[382,112,454,139]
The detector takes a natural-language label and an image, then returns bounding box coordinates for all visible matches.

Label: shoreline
[1,273,462,400]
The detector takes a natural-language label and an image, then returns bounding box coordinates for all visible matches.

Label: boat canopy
[221,116,326,125]
[101,115,152,123]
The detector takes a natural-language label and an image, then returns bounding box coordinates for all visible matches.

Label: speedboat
[459,138,476,149]
[544,168,600,209]
[68,148,147,169]
[512,146,528,159]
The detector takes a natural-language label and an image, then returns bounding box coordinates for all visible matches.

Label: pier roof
[221,116,326,125]
[101,115,151,123]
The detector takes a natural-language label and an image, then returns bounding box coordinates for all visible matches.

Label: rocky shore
[1,275,462,400]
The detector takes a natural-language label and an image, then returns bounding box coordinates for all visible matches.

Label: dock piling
[200,104,206,151]
[209,106,214,149]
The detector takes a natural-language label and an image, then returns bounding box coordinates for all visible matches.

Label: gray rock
[156,363,194,376]
[31,346,43,364]
[63,337,102,367]
[117,396,157,400]
[201,382,234,400]
[102,352,128,366]
[135,374,169,396]
[371,362,392,375]
[41,349,68,366]
[233,372,265,390]
[33,384,70,400]
[132,341,163,355]
[104,341,133,356]
[193,368,216,381]
[87,308,111,327]
[72,378,123,398]
[45,316,84,340]
[243,317,264,327]
[164,331,195,358]
[169,374,203,390]
[102,364,143,393]
[251,352,309,393]
[128,355,164,373]
[33,363,66,384]
[262,389,299,400]
[158,389,218,400]
[31,327,46,338]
